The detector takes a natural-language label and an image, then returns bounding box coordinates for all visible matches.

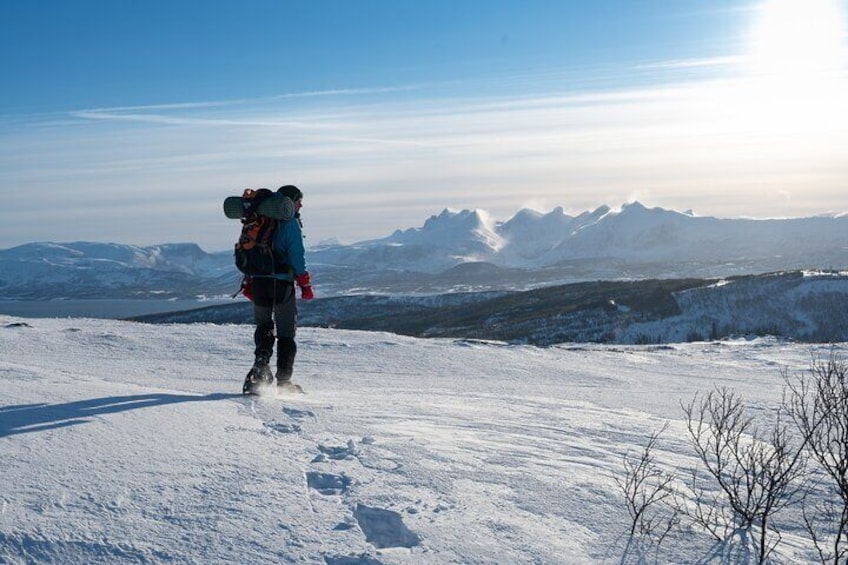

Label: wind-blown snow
[1,316,842,563]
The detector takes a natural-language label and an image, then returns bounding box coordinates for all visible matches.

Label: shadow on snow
[0,392,240,438]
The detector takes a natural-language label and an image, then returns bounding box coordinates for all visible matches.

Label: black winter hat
[277,185,303,201]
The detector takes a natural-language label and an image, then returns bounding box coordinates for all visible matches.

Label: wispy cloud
[636,55,747,70]
[3,74,847,249]
[73,84,428,117]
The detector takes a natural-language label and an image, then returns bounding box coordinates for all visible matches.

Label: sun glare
[749,0,847,78]
[718,0,848,134]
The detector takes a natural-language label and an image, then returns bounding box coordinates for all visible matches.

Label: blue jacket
[273,216,307,278]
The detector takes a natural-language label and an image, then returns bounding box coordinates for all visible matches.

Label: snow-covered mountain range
[313,201,848,274]
[0,242,235,300]
[1,202,846,300]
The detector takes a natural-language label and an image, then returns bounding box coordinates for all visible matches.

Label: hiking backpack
[233,188,282,276]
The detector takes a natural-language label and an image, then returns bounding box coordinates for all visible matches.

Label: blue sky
[1,0,847,250]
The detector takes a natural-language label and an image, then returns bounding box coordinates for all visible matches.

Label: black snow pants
[251,277,298,381]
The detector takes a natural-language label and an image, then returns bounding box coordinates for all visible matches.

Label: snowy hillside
[2,316,846,563]
[1,203,846,302]
[134,271,848,345]
[630,270,848,343]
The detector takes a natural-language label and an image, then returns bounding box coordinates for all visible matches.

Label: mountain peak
[425,208,491,228]
[510,208,544,222]
[370,207,504,266]
[410,208,498,238]
[620,200,648,212]
[615,201,694,220]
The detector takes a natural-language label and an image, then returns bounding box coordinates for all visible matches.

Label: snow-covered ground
[1,316,845,564]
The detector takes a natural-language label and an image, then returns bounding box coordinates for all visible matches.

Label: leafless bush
[682,387,806,564]
[784,353,848,564]
[614,357,848,562]
[615,423,680,562]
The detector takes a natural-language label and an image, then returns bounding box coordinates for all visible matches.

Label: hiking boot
[242,362,273,395]
[275,369,293,385]
[275,370,304,393]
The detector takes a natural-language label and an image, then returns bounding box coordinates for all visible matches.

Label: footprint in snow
[305,438,422,552]
[312,440,358,462]
[264,421,301,434]
[283,406,315,420]
[323,554,384,565]
[353,504,421,550]
[306,471,351,496]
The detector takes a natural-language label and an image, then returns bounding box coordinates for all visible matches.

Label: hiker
[244,184,314,394]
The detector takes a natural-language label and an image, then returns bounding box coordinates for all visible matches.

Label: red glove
[241,277,254,301]
[296,272,314,300]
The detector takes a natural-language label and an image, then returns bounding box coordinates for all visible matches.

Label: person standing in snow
[244,184,314,394]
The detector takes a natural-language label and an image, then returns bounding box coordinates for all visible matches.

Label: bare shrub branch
[785,353,848,564]
[682,387,806,564]
[615,423,680,562]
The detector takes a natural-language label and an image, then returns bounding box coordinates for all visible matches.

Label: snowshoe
[277,380,305,394]
[242,364,274,395]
